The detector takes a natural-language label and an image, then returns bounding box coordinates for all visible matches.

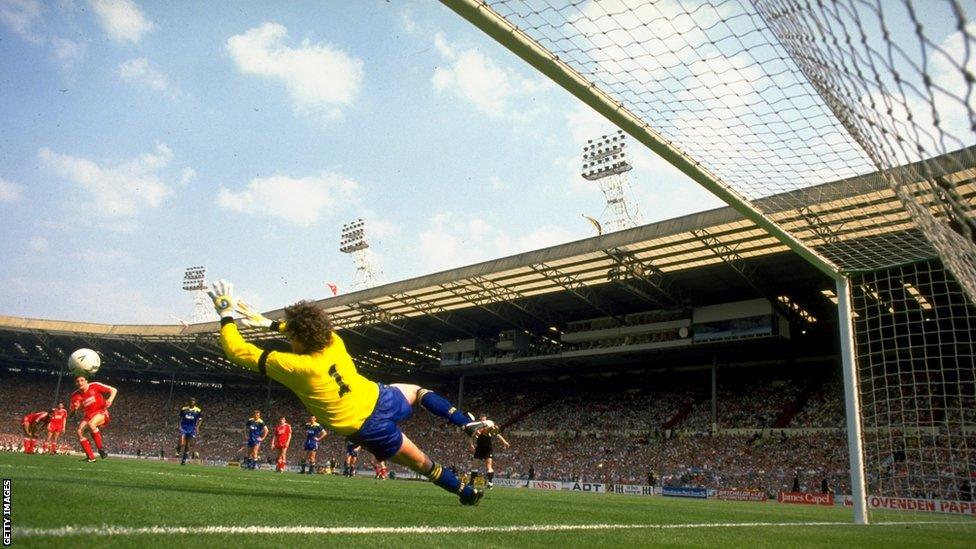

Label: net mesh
[485,0,976,285]
[853,261,975,511]
[754,0,976,298]
[454,0,976,520]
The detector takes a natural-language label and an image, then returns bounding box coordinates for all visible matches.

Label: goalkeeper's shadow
[29,476,366,505]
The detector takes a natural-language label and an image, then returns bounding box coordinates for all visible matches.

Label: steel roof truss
[603,248,687,307]
[530,263,627,326]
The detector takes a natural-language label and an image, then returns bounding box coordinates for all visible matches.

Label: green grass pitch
[2,453,973,548]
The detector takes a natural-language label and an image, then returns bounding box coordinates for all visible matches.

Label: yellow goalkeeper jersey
[219,321,380,435]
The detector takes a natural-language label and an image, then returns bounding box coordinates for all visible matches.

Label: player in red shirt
[272,416,292,473]
[20,411,50,454]
[44,403,68,454]
[69,376,118,462]
[374,459,389,479]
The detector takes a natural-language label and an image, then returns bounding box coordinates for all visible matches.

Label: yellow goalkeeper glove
[236,300,273,329]
[207,279,237,319]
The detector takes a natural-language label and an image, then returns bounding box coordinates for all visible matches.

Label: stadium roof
[1,147,973,382]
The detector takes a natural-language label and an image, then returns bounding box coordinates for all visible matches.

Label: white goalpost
[440,0,976,524]
[838,277,869,524]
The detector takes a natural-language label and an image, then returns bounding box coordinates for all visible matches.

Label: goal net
[442,0,975,522]
[853,261,975,514]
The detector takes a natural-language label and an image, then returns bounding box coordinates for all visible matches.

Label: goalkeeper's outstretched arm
[208,280,312,382]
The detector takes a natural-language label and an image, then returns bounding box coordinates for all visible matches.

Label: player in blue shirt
[299,415,328,474]
[243,410,268,470]
[344,441,361,477]
[177,398,203,466]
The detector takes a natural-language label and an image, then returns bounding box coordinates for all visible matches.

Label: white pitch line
[0,462,353,485]
[0,462,324,483]
[15,521,976,538]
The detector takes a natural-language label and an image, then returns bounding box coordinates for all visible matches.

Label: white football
[68,348,101,377]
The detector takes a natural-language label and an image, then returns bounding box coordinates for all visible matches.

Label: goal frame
[439,0,871,523]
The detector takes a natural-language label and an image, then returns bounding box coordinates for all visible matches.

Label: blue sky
[0,0,723,324]
[0,1,968,324]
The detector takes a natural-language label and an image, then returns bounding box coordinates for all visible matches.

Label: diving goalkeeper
[208,280,492,505]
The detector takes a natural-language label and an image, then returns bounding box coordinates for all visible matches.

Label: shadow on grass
[26,476,369,506]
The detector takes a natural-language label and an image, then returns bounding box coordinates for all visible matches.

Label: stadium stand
[4,366,971,499]
[2,367,858,496]
[1,151,973,503]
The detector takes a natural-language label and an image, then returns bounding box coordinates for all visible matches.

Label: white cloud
[28,236,48,252]
[569,0,727,87]
[0,2,89,68]
[118,57,169,91]
[216,172,359,226]
[399,9,417,34]
[39,143,174,219]
[51,36,86,67]
[179,167,196,186]
[433,32,454,59]
[89,0,153,44]
[432,32,549,119]
[226,22,363,117]
[566,103,616,144]
[417,213,575,273]
[0,176,24,202]
[359,212,398,241]
[925,21,976,145]
[417,214,484,273]
[0,0,42,42]
[848,17,976,168]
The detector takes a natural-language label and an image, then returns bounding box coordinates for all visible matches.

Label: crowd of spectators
[509,381,691,433]
[394,411,853,495]
[791,376,844,428]
[0,374,349,463]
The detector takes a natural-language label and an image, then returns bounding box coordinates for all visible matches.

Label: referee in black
[468,415,510,489]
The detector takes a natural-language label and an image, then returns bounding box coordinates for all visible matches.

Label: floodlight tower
[340,219,379,291]
[581,129,641,232]
[182,266,216,324]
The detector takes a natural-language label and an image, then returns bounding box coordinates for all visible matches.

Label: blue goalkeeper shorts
[347,384,414,461]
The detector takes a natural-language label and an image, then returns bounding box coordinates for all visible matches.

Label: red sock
[23,439,31,453]
[91,430,103,450]
[278,458,285,471]
[80,439,95,460]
